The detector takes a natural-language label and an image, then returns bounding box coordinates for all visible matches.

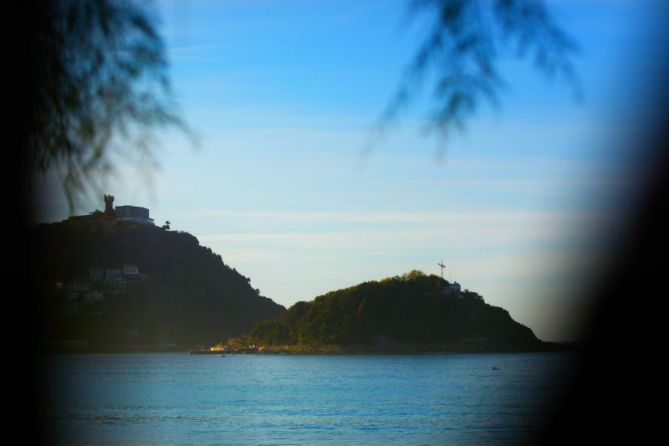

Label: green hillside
[251,270,546,352]
[30,216,284,350]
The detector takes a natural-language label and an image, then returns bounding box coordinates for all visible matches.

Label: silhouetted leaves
[26,0,577,203]
[26,0,190,209]
[380,0,578,145]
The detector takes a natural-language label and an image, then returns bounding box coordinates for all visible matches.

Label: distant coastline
[41,342,184,354]
[42,341,577,355]
[212,340,575,355]
[34,208,570,355]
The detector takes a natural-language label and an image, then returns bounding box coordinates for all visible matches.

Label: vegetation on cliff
[31,217,284,349]
[251,270,545,352]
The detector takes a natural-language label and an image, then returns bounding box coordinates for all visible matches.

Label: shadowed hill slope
[252,271,546,352]
[30,217,284,349]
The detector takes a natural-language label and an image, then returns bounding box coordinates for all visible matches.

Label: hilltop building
[450,281,461,294]
[115,205,153,225]
[68,194,154,225]
[442,281,462,297]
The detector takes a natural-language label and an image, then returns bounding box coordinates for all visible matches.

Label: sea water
[42,352,574,445]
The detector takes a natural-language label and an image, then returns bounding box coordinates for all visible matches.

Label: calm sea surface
[42,352,574,445]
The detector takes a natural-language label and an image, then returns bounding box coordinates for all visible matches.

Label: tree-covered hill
[251,270,546,352]
[30,217,284,349]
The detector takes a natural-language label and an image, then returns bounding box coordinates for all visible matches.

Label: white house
[105,268,122,280]
[122,264,139,276]
[442,281,462,296]
[84,291,105,303]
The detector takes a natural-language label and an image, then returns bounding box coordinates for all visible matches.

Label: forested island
[219,270,556,354]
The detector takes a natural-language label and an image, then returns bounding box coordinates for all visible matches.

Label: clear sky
[34,0,658,342]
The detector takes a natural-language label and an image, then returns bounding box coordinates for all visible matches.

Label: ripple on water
[43,352,575,445]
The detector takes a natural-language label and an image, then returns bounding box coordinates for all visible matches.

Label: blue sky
[34,0,657,341]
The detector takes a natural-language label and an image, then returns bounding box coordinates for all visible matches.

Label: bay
[43,352,574,445]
